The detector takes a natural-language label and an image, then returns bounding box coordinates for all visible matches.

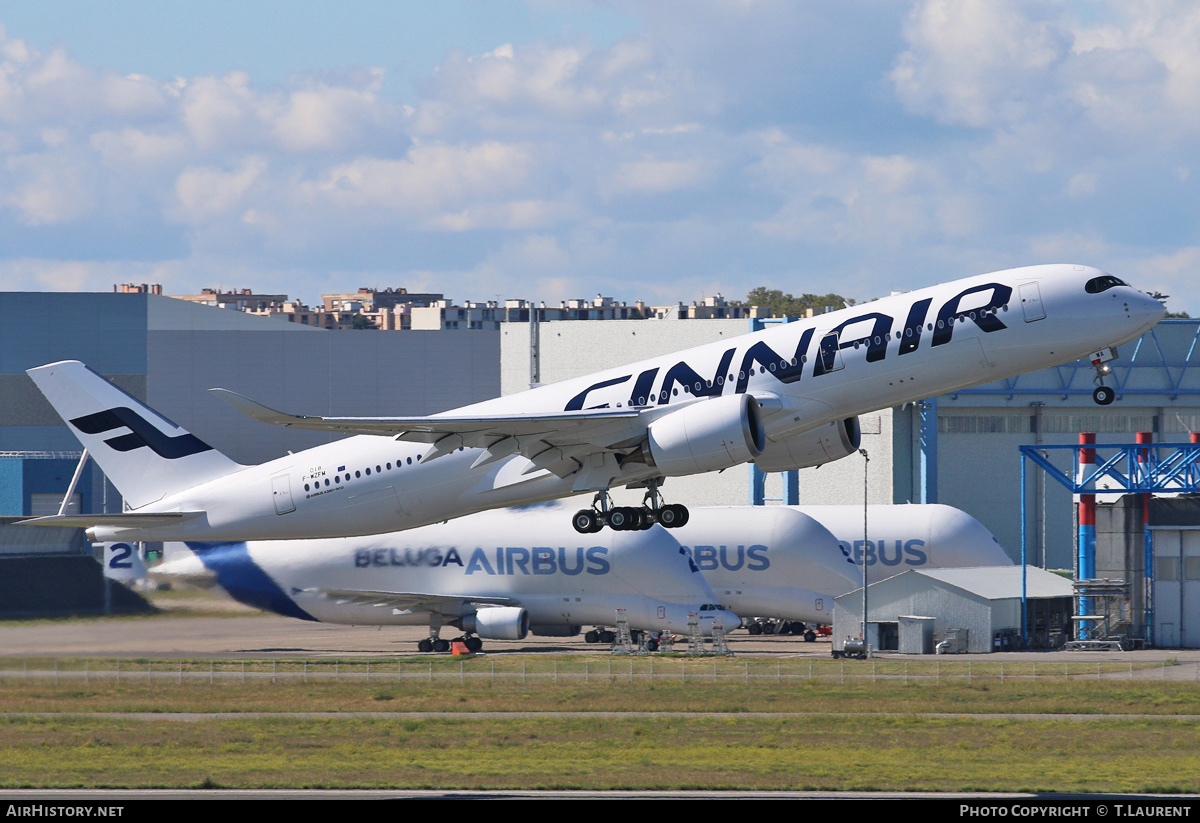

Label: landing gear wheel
[585,630,599,644]
[1093,385,1115,406]
[432,638,450,653]
[599,630,616,644]
[747,622,763,636]
[646,639,659,652]
[804,630,817,643]
[465,636,483,653]
[572,509,600,534]
[657,503,689,528]
[417,638,433,653]
[608,507,641,531]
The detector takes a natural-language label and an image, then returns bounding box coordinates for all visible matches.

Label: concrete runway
[0,611,829,658]
[4,602,1200,668]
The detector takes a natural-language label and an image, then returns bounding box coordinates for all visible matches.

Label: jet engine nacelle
[645,393,765,476]
[462,606,530,640]
[753,417,861,473]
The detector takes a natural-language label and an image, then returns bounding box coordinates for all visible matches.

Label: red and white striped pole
[1077,432,1096,638]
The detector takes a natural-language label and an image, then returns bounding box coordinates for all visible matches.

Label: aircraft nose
[1137,292,1169,328]
[1118,290,1168,337]
[718,610,742,631]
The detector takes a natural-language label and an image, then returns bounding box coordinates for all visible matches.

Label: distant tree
[740,287,855,318]
[351,313,377,330]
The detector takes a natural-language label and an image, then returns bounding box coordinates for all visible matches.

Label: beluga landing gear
[1089,346,1118,406]
[570,480,689,534]
[417,614,459,653]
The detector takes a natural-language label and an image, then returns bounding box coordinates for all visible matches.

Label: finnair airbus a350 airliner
[26,264,1164,543]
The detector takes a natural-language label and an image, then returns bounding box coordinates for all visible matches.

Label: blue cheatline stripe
[185,542,317,621]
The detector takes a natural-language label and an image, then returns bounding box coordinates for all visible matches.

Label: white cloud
[0,3,1195,315]
[894,0,1200,146]
[4,151,95,224]
[272,78,389,152]
[861,155,918,194]
[892,0,1063,129]
[171,158,266,223]
[318,141,531,214]
[91,128,189,169]
[179,72,267,152]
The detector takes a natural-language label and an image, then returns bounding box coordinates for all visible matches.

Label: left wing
[210,388,651,490]
[305,588,520,617]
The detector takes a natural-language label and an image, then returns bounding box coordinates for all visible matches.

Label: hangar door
[1152,528,1200,648]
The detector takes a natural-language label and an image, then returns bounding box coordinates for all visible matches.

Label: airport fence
[0,656,1193,686]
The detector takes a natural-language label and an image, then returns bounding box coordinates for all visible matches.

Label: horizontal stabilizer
[21,512,205,528]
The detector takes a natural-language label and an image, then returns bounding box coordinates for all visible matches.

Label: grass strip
[0,714,1196,793]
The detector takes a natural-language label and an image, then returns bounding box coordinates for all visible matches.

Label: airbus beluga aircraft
[150,507,740,653]
[26,264,1164,543]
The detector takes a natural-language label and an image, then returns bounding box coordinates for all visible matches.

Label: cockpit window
[1085,275,1127,294]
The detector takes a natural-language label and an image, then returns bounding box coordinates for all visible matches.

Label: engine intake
[644,393,765,476]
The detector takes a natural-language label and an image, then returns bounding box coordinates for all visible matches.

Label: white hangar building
[832,566,1075,654]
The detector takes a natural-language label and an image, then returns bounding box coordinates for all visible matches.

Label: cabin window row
[302,455,418,492]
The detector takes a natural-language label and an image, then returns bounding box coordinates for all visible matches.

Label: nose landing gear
[1089,347,1118,406]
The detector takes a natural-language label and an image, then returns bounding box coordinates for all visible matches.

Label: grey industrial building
[1,291,501,515]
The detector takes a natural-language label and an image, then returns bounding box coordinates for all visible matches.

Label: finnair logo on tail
[69,407,213,459]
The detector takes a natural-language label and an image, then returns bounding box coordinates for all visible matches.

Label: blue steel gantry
[1020,440,1200,646]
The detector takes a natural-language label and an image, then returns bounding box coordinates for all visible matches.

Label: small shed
[832,566,1073,654]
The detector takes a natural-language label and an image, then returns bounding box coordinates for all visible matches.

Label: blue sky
[0,1,1197,313]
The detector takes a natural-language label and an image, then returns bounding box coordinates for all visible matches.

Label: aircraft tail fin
[26,361,243,509]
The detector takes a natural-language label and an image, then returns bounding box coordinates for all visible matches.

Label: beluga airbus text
[26,264,1164,543]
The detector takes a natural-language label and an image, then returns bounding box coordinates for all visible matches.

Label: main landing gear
[1090,347,1117,406]
[416,616,484,653]
[746,619,819,642]
[586,628,660,651]
[571,483,690,534]
[416,634,483,654]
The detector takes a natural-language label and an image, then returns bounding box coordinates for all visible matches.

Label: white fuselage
[671,504,1011,625]
[96,264,1166,543]
[154,507,739,637]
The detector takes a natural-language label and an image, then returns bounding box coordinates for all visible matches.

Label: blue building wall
[0,457,96,517]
